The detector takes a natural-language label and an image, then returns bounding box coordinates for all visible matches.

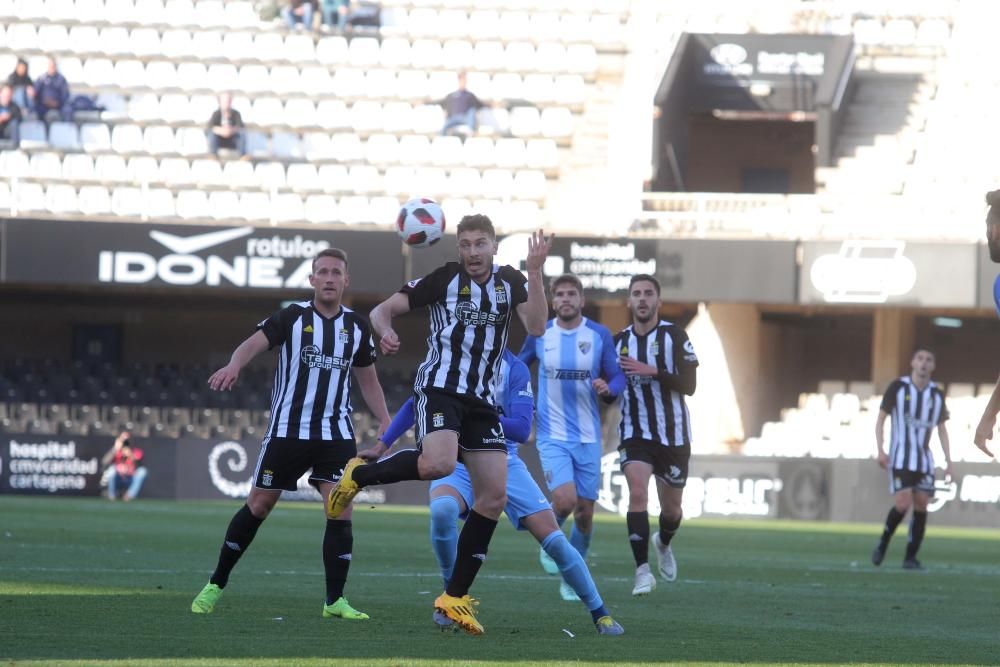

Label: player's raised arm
[370,292,411,356]
[208,330,270,391]
[974,375,1000,458]
[516,230,553,336]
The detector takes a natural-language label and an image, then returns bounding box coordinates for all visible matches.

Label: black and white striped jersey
[402,262,527,404]
[257,301,376,441]
[615,320,698,446]
[880,376,949,473]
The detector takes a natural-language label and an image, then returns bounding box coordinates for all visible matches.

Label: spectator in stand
[34,57,71,123]
[6,58,34,112]
[102,431,149,501]
[345,0,380,29]
[207,93,246,156]
[320,0,349,30]
[282,0,315,30]
[0,85,21,149]
[435,71,487,137]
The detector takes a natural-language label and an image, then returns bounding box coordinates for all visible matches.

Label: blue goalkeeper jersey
[518,317,624,444]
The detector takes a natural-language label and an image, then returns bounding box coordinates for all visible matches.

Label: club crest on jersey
[578,341,592,354]
[262,469,274,486]
[494,285,507,304]
[338,329,349,343]
[455,301,501,327]
[432,412,445,428]
[300,344,350,370]
[650,340,660,355]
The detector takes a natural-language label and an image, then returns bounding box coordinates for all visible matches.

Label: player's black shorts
[618,438,690,489]
[889,468,936,496]
[414,387,507,454]
[252,436,357,492]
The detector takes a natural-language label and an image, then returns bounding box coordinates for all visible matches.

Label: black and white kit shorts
[252,436,357,491]
[618,438,691,489]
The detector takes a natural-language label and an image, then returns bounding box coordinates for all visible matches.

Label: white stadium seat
[99,27,132,56]
[190,158,224,186]
[129,28,162,59]
[143,126,178,155]
[302,132,334,160]
[146,187,176,218]
[191,31,224,61]
[271,131,303,159]
[146,61,179,90]
[317,164,348,193]
[316,100,350,130]
[45,184,78,214]
[78,185,112,215]
[221,32,256,62]
[175,62,209,91]
[304,194,338,224]
[269,65,302,96]
[161,29,195,59]
[254,162,286,189]
[272,193,305,223]
[49,122,80,151]
[0,150,29,179]
[111,186,144,217]
[222,160,255,187]
[175,189,210,219]
[316,36,349,65]
[237,191,271,221]
[286,163,322,192]
[513,169,547,200]
[347,165,382,195]
[63,153,96,181]
[159,93,194,123]
[37,25,69,54]
[30,152,62,180]
[80,123,112,152]
[383,166,416,197]
[82,58,115,88]
[207,191,241,220]
[114,60,146,90]
[158,157,192,185]
[177,127,209,155]
[14,182,46,212]
[94,154,128,182]
[128,93,161,121]
[19,120,48,149]
[5,24,38,53]
[365,133,398,165]
[126,156,160,184]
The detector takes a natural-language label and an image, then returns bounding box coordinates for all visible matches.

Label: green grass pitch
[1,495,998,666]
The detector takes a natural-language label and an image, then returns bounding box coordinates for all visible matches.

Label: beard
[556,308,579,322]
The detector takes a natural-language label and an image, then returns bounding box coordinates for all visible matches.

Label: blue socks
[569,524,591,559]
[541,529,606,621]
[429,495,460,585]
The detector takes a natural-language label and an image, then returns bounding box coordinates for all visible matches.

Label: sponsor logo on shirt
[455,301,502,327]
[300,344,350,370]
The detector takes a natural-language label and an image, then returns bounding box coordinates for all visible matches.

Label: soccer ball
[396,197,445,248]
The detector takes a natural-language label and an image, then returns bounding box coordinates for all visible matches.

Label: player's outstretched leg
[539,529,624,635]
[192,503,265,613]
[327,457,365,518]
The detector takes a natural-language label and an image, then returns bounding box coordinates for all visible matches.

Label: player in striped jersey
[974,189,1000,459]
[327,216,551,634]
[614,275,698,596]
[370,349,624,635]
[518,273,624,598]
[191,248,391,620]
[872,348,952,570]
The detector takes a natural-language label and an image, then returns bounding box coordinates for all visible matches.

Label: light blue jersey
[519,318,624,444]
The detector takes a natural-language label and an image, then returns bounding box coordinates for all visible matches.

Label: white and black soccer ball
[396,197,445,248]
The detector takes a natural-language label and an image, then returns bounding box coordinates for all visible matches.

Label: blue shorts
[430,453,551,530]
[535,438,601,500]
